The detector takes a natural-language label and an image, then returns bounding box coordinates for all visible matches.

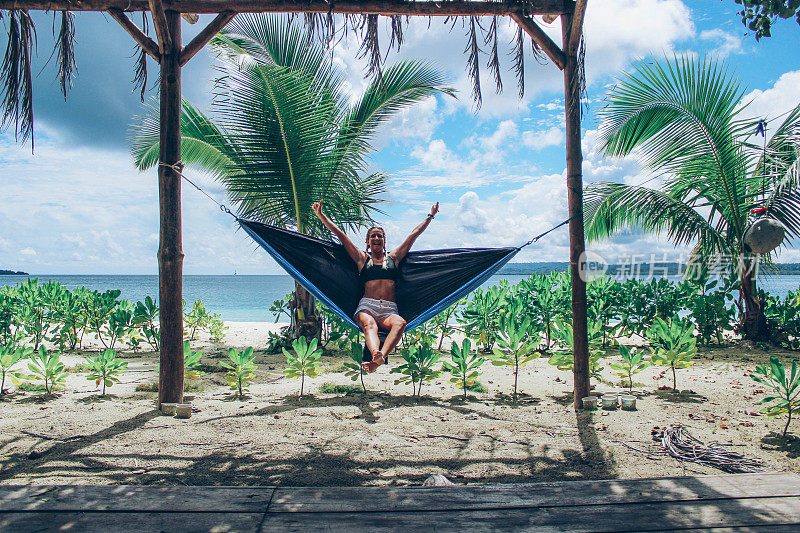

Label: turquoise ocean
[2,274,799,322]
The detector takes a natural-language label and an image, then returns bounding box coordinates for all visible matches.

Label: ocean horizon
[2,273,799,322]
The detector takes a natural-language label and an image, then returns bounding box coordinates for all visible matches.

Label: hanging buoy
[744,217,785,254]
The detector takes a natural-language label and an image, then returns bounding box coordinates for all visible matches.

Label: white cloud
[454,192,490,233]
[0,134,282,275]
[583,0,695,81]
[699,29,743,58]
[741,70,800,124]
[522,127,565,150]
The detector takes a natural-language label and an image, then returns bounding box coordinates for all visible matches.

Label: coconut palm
[131,14,453,339]
[584,56,800,340]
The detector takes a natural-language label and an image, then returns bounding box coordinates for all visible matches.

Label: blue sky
[1,0,798,274]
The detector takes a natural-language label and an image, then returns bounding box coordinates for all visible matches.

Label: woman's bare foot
[362,351,385,373]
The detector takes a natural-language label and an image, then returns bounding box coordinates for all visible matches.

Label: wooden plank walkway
[1,472,799,532]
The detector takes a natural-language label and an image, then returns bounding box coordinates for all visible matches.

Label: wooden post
[561,13,589,410]
[157,10,184,407]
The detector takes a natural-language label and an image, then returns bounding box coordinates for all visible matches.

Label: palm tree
[131,14,453,339]
[584,56,800,341]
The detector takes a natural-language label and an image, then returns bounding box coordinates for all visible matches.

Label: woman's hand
[429,202,439,218]
[312,201,323,218]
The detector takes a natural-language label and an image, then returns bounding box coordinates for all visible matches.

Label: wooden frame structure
[0,0,590,409]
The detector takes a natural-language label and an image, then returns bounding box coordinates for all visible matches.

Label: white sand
[1,321,798,486]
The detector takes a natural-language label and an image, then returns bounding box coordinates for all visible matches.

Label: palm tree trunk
[739,258,769,341]
[291,282,322,341]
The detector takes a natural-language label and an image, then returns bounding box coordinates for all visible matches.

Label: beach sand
[1,322,798,486]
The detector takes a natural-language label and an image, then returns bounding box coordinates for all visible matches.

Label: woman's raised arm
[312,201,365,267]
[392,202,439,263]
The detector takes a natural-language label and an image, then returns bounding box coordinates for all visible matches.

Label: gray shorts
[354,297,400,322]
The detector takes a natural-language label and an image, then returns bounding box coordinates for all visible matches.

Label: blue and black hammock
[240,219,523,332]
[175,168,570,334]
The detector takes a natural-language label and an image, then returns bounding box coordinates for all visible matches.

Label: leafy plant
[765,287,800,350]
[183,341,205,380]
[208,313,228,342]
[431,301,462,351]
[341,341,367,392]
[0,290,17,346]
[682,273,736,345]
[184,300,211,340]
[105,301,134,350]
[490,317,539,402]
[587,277,623,346]
[26,346,68,395]
[270,293,293,323]
[457,284,508,352]
[391,341,443,397]
[85,349,128,396]
[221,347,257,399]
[517,272,570,348]
[133,296,160,350]
[0,344,31,394]
[647,316,697,390]
[751,355,800,437]
[84,289,122,349]
[443,338,484,399]
[609,345,649,391]
[585,55,800,341]
[16,279,49,349]
[282,337,323,396]
[549,318,607,381]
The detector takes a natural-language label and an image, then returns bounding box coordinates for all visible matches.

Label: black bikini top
[359,255,400,283]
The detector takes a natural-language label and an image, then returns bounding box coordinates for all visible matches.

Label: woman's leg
[357,311,381,361]
[378,314,407,359]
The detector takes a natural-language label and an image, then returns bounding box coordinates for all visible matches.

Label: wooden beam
[149,0,172,54]
[107,8,160,60]
[180,10,236,67]
[560,12,588,410]
[157,10,185,408]
[567,0,586,55]
[510,13,566,71]
[0,0,574,16]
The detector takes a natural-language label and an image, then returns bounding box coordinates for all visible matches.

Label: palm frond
[600,55,751,238]
[55,11,76,99]
[1,9,36,148]
[333,60,454,182]
[584,181,731,256]
[132,13,150,102]
[511,25,524,99]
[485,17,502,94]
[130,99,237,179]
[465,17,482,109]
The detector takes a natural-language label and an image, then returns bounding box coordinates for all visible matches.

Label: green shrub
[609,345,649,391]
[133,296,160,350]
[183,341,205,380]
[647,316,697,390]
[765,287,800,350]
[490,317,539,402]
[751,355,800,437]
[282,337,322,396]
[221,347,257,399]
[549,318,606,381]
[443,338,484,399]
[85,348,128,395]
[341,342,367,392]
[457,285,508,352]
[318,382,363,395]
[25,346,68,395]
[391,341,442,397]
[0,344,32,394]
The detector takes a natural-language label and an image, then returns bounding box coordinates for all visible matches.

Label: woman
[312,200,439,372]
